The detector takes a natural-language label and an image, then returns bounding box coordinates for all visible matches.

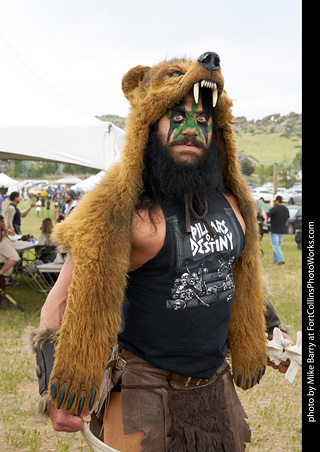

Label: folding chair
[34,245,57,263]
[22,263,52,293]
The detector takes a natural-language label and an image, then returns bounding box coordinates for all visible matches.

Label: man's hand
[49,405,91,432]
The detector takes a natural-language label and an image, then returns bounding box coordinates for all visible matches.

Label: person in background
[5,191,35,235]
[0,215,20,308]
[257,199,267,240]
[63,190,77,216]
[38,218,54,246]
[266,195,290,265]
[38,218,56,263]
[0,192,4,215]
[55,213,65,224]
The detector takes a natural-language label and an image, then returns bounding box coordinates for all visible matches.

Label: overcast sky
[0,0,301,121]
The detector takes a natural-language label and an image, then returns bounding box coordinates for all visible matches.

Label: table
[12,240,39,252]
[36,262,63,273]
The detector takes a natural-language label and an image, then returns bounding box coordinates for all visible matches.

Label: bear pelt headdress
[41,51,267,415]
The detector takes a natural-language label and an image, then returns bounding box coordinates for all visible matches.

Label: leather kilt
[90,346,251,452]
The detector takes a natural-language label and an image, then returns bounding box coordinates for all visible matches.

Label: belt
[108,346,229,390]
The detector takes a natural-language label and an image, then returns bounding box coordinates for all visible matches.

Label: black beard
[142,125,225,206]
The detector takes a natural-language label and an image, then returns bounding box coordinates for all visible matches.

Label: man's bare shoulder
[129,206,166,271]
[223,192,246,235]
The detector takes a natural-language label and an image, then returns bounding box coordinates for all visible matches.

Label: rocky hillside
[231,113,302,139]
[97,114,127,130]
[97,112,302,139]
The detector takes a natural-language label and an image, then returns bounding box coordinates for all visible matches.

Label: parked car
[275,187,287,195]
[28,186,48,198]
[286,205,302,234]
[250,187,273,203]
[282,188,302,204]
[19,180,37,189]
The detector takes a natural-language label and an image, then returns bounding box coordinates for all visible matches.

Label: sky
[0,0,302,121]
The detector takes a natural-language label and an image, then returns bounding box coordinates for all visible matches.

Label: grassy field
[0,200,302,451]
[234,132,301,167]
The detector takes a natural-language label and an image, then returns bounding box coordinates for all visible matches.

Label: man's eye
[169,71,183,78]
[197,115,209,124]
[172,114,184,122]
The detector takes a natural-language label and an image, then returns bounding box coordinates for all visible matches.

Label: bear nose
[198,52,220,72]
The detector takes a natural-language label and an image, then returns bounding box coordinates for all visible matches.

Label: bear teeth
[193,81,218,107]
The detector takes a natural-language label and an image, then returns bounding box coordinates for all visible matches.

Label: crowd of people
[0,188,73,309]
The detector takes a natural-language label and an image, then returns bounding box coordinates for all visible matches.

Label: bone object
[266,327,302,384]
[82,423,121,452]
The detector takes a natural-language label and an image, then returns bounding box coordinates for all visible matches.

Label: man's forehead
[171,91,211,112]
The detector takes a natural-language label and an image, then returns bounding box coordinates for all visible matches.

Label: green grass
[0,208,302,450]
[234,132,302,166]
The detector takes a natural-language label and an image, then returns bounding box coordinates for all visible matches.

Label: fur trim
[34,394,52,421]
[23,327,58,421]
[23,326,59,356]
[48,53,267,415]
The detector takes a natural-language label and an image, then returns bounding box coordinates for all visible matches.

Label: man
[63,190,77,216]
[5,191,35,235]
[0,215,20,308]
[266,195,290,265]
[30,53,291,451]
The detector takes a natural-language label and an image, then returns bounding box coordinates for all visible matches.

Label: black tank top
[10,203,21,234]
[118,194,245,378]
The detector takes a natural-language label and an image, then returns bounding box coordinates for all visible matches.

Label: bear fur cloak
[46,52,267,416]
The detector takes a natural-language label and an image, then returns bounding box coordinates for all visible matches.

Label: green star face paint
[165,93,213,145]
[157,89,214,165]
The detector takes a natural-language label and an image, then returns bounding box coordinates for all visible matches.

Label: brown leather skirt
[90,346,251,452]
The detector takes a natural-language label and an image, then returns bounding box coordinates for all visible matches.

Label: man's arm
[38,253,91,431]
[129,206,166,271]
[0,258,18,276]
[20,203,35,218]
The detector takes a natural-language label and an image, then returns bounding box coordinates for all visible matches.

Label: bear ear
[121,65,151,99]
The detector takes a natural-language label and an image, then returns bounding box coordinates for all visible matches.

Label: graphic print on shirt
[166,212,238,310]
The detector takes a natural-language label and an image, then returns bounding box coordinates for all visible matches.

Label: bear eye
[169,71,183,78]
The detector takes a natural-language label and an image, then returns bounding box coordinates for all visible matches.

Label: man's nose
[182,126,198,137]
[198,52,220,72]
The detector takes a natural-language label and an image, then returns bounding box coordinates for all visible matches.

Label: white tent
[0,32,124,170]
[0,172,20,194]
[71,171,105,193]
[54,175,83,185]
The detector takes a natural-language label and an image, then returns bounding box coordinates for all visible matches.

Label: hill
[97,112,302,167]
[232,113,302,166]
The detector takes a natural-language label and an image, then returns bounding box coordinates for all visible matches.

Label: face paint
[157,89,214,166]
[166,95,213,145]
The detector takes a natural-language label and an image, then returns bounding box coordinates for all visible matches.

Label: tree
[292,151,302,171]
[254,164,273,185]
[240,160,255,176]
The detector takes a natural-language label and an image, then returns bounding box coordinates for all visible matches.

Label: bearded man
[30,52,291,452]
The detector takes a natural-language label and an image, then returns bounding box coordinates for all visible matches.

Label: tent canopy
[54,175,83,185]
[71,171,105,192]
[0,172,20,194]
[0,32,124,170]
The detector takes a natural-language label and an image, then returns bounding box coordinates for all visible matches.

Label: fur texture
[24,326,58,419]
[167,371,250,452]
[48,53,267,415]
[24,325,59,355]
